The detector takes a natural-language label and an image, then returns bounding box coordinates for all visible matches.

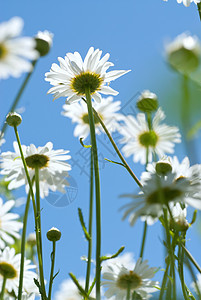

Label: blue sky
[1,0,201,297]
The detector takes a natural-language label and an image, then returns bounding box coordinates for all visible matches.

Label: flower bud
[46,227,61,242]
[6,112,22,127]
[35,31,53,57]
[27,233,36,247]
[137,90,158,113]
[155,161,172,176]
[166,33,201,74]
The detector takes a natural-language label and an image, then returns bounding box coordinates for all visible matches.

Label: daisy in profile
[62,96,124,139]
[0,17,39,79]
[0,247,37,297]
[0,141,71,198]
[102,257,159,299]
[119,108,181,165]
[45,47,130,104]
[163,0,200,7]
[121,171,201,226]
[0,198,22,248]
[54,278,96,300]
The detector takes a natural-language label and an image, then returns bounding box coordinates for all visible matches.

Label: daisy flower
[163,0,200,6]
[102,257,159,299]
[0,198,23,248]
[119,108,181,165]
[45,47,130,104]
[121,172,201,226]
[0,141,71,198]
[169,203,189,231]
[0,17,39,79]
[165,33,201,74]
[62,96,124,139]
[0,247,37,296]
[54,278,96,300]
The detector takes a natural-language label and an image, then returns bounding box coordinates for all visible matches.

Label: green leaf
[69,273,95,300]
[187,119,201,139]
[104,158,125,167]
[101,246,125,262]
[78,208,91,241]
[80,137,92,148]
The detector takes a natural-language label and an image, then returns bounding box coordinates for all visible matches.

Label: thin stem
[159,258,170,300]
[85,88,101,300]
[0,277,6,300]
[48,241,56,300]
[35,167,46,300]
[139,221,147,259]
[18,179,34,300]
[82,99,142,188]
[1,60,38,138]
[85,149,94,294]
[178,240,188,300]
[180,243,201,274]
[126,284,131,300]
[186,258,201,300]
[181,74,198,164]
[13,126,37,216]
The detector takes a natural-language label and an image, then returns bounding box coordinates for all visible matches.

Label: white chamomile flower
[119,108,181,165]
[121,172,200,226]
[62,96,124,139]
[0,17,39,79]
[0,132,5,149]
[0,198,23,248]
[0,247,37,296]
[45,47,130,104]
[0,141,71,198]
[54,278,96,300]
[169,203,189,231]
[163,0,200,6]
[102,257,159,299]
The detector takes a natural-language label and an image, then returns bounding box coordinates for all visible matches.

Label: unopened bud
[137,90,158,113]
[155,161,172,176]
[6,112,22,127]
[46,227,61,242]
[35,31,53,57]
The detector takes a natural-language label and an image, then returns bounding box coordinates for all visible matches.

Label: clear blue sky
[1,0,201,297]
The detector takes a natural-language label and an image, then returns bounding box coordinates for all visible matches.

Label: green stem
[178,241,188,300]
[85,88,101,300]
[163,209,176,300]
[82,99,142,188]
[35,167,46,300]
[0,277,6,300]
[126,284,131,300]
[186,258,201,300]
[85,149,94,294]
[159,258,170,300]
[1,60,38,138]
[48,241,56,300]
[180,243,201,274]
[198,4,201,21]
[139,221,147,259]
[18,179,34,300]
[13,126,37,216]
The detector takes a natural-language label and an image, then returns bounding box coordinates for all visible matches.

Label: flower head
[35,30,53,57]
[0,142,71,198]
[62,96,124,139]
[119,108,181,164]
[0,198,23,248]
[165,33,201,74]
[0,247,37,296]
[0,17,39,79]
[102,257,159,299]
[45,47,130,104]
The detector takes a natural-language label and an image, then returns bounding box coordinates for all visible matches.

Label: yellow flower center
[0,43,8,60]
[146,186,183,205]
[117,271,142,290]
[25,154,49,169]
[0,262,17,279]
[138,130,158,148]
[70,72,103,95]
